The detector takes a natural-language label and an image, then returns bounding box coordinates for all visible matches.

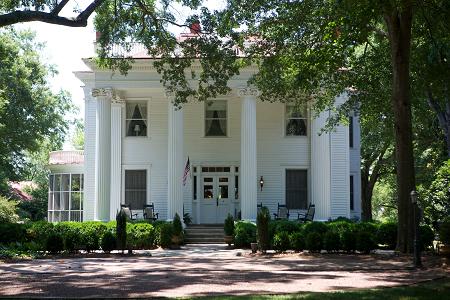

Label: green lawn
[191,277,450,300]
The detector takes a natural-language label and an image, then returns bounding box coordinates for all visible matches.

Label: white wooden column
[310,109,331,221]
[110,96,124,220]
[92,88,112,221]
[238,87,259,221]
[167,93,184,220]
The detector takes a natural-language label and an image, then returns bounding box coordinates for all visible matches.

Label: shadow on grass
[190,277,450,300]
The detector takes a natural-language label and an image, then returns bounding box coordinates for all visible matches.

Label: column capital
[92,87,114,98]
[237,87,260,97]
[165,90,175,99]
[111,96,125,106]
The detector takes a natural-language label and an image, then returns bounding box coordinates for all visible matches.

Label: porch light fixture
[260,176,264,191]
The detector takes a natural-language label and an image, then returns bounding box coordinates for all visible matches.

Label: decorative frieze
[237,87,260,97]
[92,87,114,98]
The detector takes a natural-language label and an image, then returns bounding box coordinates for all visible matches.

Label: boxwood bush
[158,222,173,248]
[341,226,356,252]
[376,222,397,250]
[289,231,305,252]
[420,224,435,250]
[101,231,116,253]
[234,221,256,248]
[127,223,156,249]
[45,232,64,254]
[305,231,322,252]
[273,231,290,252]
[323,230,341,252]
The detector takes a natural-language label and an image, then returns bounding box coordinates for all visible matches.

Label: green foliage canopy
[0,29,74,191]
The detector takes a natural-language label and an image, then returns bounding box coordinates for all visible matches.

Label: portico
[89,86,262,223]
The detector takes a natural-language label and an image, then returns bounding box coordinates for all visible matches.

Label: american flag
[183,157,191,186]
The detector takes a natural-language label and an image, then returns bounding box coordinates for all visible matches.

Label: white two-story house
[47,38,361,224]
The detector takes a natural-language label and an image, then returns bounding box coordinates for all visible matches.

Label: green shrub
[303,221,328,235]
[420,224,434,250]
[273,231,290,252]
[45,232,63,254]
[224,214,235,236]
[440,217,450,245]
[355,230,376,254]
[234,221,257,248]
[0,196,19,223]
[173,213,183,236]
[323,230,341,252]
[116,210,127,252]
[55,222,82,252]
[127,223,155,249]
[256,208,270,252]
[327,220,353,235]
[341,227,356,252]
[272,220,299,234]
[305,231,322,252]
[152,221,168,246]
[289,231,305,252]
[105,221,117,233]
[159,223,173,248]
[376,222,397,249]
[354,222,377,254]
[27,221,54,250]
[79,222,106,252]
[0,223,27,244]
[101,231,116,253]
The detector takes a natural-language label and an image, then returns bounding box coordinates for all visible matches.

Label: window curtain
[126,103,148,136]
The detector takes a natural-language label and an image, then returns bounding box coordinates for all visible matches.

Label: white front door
[200,175,231,224]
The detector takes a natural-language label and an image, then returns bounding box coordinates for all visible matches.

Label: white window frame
[284,102,308,137]
[203,99,228,138]
[124,98,150,138]
[121,164,151,210]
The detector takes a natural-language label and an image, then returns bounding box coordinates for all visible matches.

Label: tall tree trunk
[384,3,416,253]
[360,146,389,221]
[361,167,373,221]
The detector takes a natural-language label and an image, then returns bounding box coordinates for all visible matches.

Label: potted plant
[224,214,235,246]
[171,213,183,249]
[439,217,450,256]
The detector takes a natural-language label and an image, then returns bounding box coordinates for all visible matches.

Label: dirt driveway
[0,245,448,298]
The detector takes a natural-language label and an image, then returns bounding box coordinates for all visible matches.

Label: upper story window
[285,103,307,136]
[205,100,227,137]
[349,116,354,148]
[126,102,147,137]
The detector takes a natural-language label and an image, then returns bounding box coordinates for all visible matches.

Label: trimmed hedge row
[0,220,172,254]
[234,219,435,253]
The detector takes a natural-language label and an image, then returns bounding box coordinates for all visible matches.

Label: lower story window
[125,170,147,210]
[350,175,354,210]
[285,169,307,209]
[48,173,84,222]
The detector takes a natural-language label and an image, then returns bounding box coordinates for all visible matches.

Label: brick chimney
[189,21,201,34]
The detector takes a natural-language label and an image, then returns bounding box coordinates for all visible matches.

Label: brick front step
[184,225,225,244]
